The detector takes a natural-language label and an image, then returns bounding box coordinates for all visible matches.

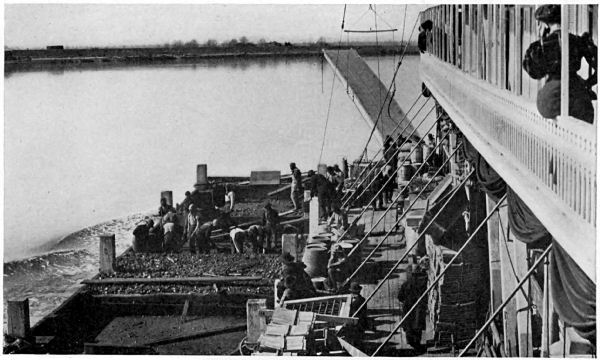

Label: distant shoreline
[5,43,419,73]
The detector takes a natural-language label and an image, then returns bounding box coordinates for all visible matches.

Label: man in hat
[418,20,433,53]
[179,191,193,213]
[327,244,347,291]
[158,197,175,217]
[277,252,316,299]
[262,202,280,252]
[309,169,332,220]
[349,282,369,331]
[279,275,303,307]
[523,4,597,123]
[289,162,304,211]
[397,259,429,353]
[184,205,202,254]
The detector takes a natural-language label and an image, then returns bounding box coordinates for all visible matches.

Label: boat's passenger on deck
[397,258,429,353]
[327,244,347,291]
[333,164,345,182]
[289,162,304,211]
[418,20,433,53]
[247,224,265,254]
[371,172,385,211]
[158,197,175,217]
[328,200,349,234]
[327,166,344,201]
[349,282,369,331]
[224,184,236,213]
[262,202,280,252]
[523,4,597,124]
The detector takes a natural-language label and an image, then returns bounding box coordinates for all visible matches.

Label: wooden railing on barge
[419,5,597,281]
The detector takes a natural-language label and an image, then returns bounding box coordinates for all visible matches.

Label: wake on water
[3,211,152,327]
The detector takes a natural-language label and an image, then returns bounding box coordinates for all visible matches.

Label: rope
[458,244,554,357]
[372,193,508,356]
[317,5,347,164]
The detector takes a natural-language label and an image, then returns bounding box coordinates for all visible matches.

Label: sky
[4,3,429,49]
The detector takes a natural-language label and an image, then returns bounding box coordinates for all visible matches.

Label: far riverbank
[5,43,419,73]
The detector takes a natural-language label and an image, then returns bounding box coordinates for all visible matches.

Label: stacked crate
[426,238,482,347]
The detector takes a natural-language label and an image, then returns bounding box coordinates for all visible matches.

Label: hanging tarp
[551,239,596,344]
[418,185,469,243]
[506,187,552,248]
[322,49,419,142]
[464,139,506,202]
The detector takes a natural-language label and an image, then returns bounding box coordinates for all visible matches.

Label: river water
[4,55,429,325]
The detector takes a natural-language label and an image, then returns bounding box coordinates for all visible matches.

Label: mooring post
[99,234,116,274]
[246,299,267,345]
[161,191,173,206]
[7,299,30,339]
[196,164,208,189]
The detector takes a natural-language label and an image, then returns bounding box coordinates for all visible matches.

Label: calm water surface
[4,55,429,324]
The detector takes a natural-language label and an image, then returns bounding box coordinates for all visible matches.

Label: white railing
[421,54,596,281]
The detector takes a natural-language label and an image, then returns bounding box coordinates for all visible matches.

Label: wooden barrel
[423,144,433,162]
[398,164,414,182]
[411,144,423,163]
[302,244,329,277]
[308,235,331,245]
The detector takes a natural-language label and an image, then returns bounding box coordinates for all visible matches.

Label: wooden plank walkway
[347,206,417,356]
[323,49,420,143]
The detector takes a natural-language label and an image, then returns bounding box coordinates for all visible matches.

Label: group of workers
[307,164,346,220]
[228,202,282,254]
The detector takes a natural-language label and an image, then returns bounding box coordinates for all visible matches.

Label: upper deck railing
[419,5,597,281]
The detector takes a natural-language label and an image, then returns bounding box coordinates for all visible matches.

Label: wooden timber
[82,276,263,285]
[323,49,419,142]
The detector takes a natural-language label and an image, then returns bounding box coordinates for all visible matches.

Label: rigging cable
[318,4,347,164]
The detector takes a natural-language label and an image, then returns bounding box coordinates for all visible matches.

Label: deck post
[161,191,173,206]
[282,234,300,260]
[99,234,116,274]
[486,195,502,311]
[514,239,533,356]
[7,299,30,339]
[303,190,311,213]
[498,205,518,356]
[560,5,570,119]
[246,298,267,345]
[309,197,320,237]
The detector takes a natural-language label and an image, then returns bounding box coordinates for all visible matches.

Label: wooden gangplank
[323,49,419,143]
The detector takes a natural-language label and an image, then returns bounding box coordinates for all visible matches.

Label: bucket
[340,240,360,269]
[302,244,329,277]
[411,145,423,163]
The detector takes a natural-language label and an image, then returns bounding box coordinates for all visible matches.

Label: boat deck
[347,206,419,356]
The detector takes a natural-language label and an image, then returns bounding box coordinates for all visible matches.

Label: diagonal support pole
[458,244,553,357]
